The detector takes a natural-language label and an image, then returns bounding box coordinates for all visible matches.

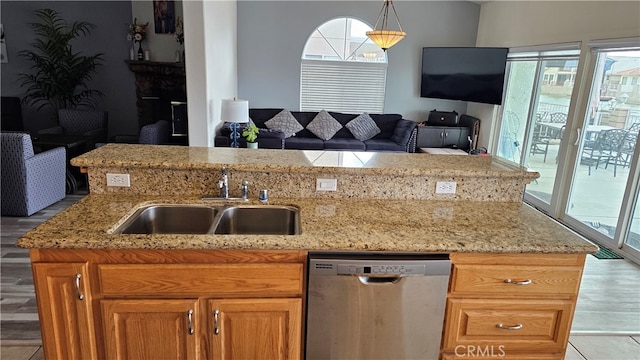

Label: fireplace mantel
[126,60,187,143]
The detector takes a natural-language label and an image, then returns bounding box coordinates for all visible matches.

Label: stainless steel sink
[113,204,300,235]
[114,205,219,234]
[214,205,301,235]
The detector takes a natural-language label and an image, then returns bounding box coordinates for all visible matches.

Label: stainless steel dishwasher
[306,253,451,360]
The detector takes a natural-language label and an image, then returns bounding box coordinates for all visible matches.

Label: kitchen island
[18,144,597,360]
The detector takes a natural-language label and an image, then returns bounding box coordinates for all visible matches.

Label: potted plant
[18,8,104,112]
[242,124,259,149]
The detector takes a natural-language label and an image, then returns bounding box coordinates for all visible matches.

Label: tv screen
[420,47,508,105]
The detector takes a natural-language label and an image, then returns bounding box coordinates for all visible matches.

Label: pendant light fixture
[366,0,406,51]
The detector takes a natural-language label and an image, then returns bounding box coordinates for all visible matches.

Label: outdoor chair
[548,112,567,123]
[1,132,66,216]
[39,109,109,149]
[581,128,627,176]
[605,126,639,177]
[530,123,564,163]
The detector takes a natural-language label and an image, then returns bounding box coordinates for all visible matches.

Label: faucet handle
[241,180,249,200]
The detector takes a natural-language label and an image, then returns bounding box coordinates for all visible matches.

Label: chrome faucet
[219,167,229,198]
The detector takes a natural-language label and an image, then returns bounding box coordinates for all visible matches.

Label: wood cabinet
[417,126,471,149]
[32,262,98,360]
[30,249,305,360]
[442,253,586,360]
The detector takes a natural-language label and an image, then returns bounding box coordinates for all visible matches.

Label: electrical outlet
[316,178,337,191]
[435,181,456,194]
[106,173,130,187]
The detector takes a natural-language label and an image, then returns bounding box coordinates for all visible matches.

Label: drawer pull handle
[74,274,84,300]
[187,310,195,335]
[213,309,220,335]
[504,278,532,285]
[496,323,523,330]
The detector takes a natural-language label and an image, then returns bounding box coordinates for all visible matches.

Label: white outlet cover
[106,173,131,187]
[316,178,337,191]
[435,181,456,194]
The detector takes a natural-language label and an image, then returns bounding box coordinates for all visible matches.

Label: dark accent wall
[0,1,138,137]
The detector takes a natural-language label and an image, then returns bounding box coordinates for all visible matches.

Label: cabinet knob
[213,309,220,335]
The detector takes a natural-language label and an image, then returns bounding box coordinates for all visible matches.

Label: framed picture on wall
[153,0,176,34]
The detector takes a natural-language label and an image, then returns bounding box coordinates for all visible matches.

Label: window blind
[300,60,387,114]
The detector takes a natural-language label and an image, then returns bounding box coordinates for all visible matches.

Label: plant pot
[246,142,258,149]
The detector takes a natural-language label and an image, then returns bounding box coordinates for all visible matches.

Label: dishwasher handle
[358,276,402,284]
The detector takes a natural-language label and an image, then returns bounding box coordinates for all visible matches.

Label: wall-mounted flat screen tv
[420,47,509,105]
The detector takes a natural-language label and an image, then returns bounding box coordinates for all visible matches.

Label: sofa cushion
[345,113,381,141]
[364,139,406,152]
[390,119,417,145]
[285,137,324,150]
[306,110,343,140]
[371,114,403,139]
[265,109,304,138]
[324,139,366,151]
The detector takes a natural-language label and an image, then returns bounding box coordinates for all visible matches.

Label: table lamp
[221,98,249,148]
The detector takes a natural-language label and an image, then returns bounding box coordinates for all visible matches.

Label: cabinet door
[208,298,302,360]
[417,127,446,148]
[33,262,97,360]
[442,128,463,147]
[101,299,200,360]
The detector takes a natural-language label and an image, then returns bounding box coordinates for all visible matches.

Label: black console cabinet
[415,114,480,151]
[417,126,470,149]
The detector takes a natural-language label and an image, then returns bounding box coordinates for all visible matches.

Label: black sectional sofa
[215,108,417,152]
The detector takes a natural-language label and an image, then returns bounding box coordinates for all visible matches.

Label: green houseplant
[242,124,259,149]
[18,8,104,111]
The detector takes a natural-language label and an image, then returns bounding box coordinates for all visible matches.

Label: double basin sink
[113,204,300,235]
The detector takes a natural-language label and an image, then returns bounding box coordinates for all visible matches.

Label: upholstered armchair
[1,132,66,216]
[110,120,172,145]
[39,109,109,148]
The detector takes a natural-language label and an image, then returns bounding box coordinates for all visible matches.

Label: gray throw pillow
[264,109,304,138]
[306,110,343,140]
[345,113,381,141]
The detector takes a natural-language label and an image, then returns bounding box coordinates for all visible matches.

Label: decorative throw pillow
[345,113,381,141]
[264,109,303,138]
[306,110,343,140]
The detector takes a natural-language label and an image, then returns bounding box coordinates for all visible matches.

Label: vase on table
[247,142,258,149]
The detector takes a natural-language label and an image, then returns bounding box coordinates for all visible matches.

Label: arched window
[300,17,388,113]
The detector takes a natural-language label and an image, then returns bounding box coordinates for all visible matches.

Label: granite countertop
[71,145,539,180]
[17,194,597,254]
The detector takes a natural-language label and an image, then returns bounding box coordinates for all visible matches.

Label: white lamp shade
[221,98,249,123]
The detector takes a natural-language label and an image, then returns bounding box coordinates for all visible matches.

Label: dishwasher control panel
[337,264,424,276]
[309,257,451,277]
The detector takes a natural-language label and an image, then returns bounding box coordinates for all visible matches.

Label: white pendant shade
[221,98,249,123]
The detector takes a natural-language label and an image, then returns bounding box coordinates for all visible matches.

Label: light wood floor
[2,195,639,359]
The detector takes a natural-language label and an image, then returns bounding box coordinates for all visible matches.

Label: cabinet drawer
[442,298,574,353]
[98,263,303,297]
[450,265,582,297]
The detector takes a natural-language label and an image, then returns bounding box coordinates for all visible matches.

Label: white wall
[471,1,640,149]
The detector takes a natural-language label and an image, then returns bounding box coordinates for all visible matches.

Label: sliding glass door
[495,48,580,209]
[494,41,640,263]
[565,47,640,260]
